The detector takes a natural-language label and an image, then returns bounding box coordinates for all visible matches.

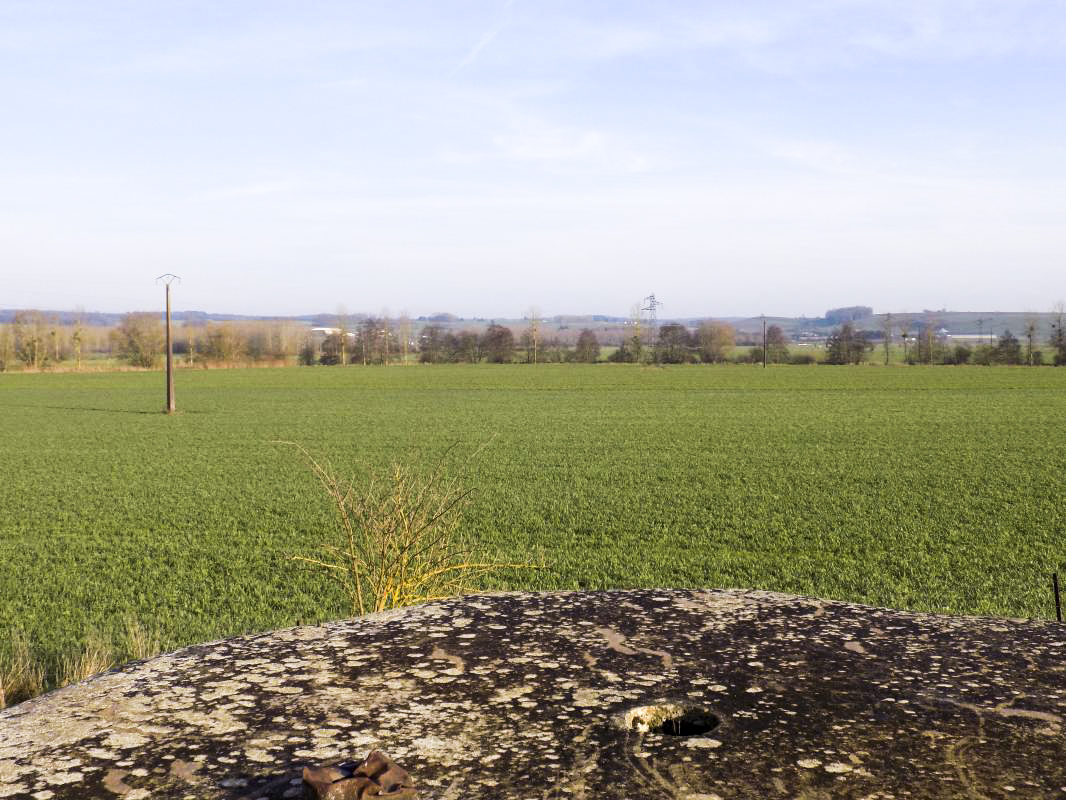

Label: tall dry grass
[1,618,165,710]
[0,631,43,709]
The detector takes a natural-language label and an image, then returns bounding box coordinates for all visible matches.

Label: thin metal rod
[1054,573,1062,623]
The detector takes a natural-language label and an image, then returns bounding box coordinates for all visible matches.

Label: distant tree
[743,346,765,365]
[628,304,644,363]
[971,344,994,366]
[0,325,13,371]
[198,323,245,364]
[319,333,343,365]
[455,330,481,363]
[824,322,869,365]
[381,314,391,366]
[336,308,350,367]
[13,312,51,368]
[115,312,163,368]
[244,324,287,364]
[298,336,317,366]
[1051,304,1066,366]
[398,312,412,366]
[950,344,972,365]
[418,324,448,364]
[696,321,734,363]
[992,330,1023,365]
[898,319,913,364]
[824,306,873,325]
[525,307,540,364]
[48,319,64,364]
[765,325,789,364]
[71,314,85,370]
[355,317,395,365]
[656,324,693,364]
[1024,315,1038,366]
[608,338,640,363]
[481,324,515,363]
[913,316,944,365]
[574,329,600,363]
[245,328,269,361]
[880,313,893,365]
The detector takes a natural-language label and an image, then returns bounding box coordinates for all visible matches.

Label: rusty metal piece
[303,751,418,800]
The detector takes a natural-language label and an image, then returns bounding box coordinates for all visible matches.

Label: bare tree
[1051,302,1066,366]
[71,309,86,370]
[13,311,47,369]
[880,313,893,365]
[382,310,390,366]
[696,321,735,363]
[114,312,164,368]
[526,307,540,364]
[481,324,515,363]
[0,324,13,371]
[336,306,349,366]
[765,325,789,364]
[628,303,643,363]
[898,318,912,364]
[399,311,412,366]
[574,329,600,362]
[1024,313,1038,366]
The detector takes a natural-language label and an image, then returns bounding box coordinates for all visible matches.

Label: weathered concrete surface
[2,589,1064,799]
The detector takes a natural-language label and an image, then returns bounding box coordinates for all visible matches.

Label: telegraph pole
[157,274,180,413]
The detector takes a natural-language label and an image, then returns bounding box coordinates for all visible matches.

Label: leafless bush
[280,441,537,616]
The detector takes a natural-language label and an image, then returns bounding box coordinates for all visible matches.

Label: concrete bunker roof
[2,589,1065,798]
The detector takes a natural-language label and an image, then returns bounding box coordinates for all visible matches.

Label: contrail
[450,0,517,76]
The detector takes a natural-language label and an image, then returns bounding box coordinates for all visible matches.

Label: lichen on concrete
[1,589,1064,798]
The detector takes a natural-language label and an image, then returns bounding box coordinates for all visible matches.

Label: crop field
[2,365,1065,679]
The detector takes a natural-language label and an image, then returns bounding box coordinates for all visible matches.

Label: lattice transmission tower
[642,294,663,358]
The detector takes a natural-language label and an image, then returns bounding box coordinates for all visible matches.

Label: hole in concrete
[659,708,718,736]
[621,703,719,737]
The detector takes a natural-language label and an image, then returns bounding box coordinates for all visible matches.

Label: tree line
[3,308,1065,371]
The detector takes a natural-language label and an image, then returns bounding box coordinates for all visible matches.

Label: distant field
[2,364,1065,678]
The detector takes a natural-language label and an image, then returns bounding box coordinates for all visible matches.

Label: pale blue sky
[2,1,1064,318]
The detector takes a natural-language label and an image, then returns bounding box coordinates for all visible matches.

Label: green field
[2,365,1065,678]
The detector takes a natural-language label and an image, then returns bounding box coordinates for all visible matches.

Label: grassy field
[2,364,1065,683]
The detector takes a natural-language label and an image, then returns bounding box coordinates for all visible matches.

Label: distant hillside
[0,309,319,326]
[728,310,1058,338]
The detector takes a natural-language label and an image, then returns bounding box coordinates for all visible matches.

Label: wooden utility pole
[157,274,180,413]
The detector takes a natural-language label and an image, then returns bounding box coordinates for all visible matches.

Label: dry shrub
[0,631,43,709]
[281,441,537,616]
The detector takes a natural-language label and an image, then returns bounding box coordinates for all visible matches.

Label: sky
[1,1,1064,319]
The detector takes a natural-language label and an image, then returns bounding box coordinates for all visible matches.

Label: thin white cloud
[440,117,667,175]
